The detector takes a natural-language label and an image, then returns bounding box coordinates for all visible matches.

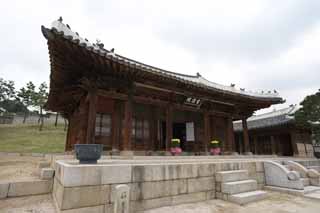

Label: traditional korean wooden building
[233,105,314,157]
[41,18,284,155]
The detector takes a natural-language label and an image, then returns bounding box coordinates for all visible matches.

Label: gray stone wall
[53,160,266,212]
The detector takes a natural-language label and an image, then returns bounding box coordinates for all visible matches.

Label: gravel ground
[0,156,45,182]
[1,192,319,213]
[0,194,56,213]
[143,192,320,213]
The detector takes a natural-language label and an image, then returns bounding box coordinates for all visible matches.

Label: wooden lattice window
[95,113,112,137]
[132,118,150,142]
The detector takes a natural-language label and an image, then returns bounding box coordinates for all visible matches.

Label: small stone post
[114,184,130,213]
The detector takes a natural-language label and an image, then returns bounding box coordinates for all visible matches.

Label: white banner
[186,122,195,141]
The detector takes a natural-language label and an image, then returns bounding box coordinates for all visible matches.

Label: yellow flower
[210,140,219,144]
[172,138,180,143]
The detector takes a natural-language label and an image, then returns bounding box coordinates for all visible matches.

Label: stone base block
[41,168,55,180]
[7,180,53,197]
[53,179,110,210]
[0,183,9,199]
[228,190,268,205]
[221,180,257,194]
[216,170,248,183]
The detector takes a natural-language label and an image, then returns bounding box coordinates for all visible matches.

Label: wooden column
[149,106,157,152]
[123,98,133,151]
[86,91,97,144]
[203,112,210,153]
[253,136,258,154]
[290,131,299,156]
[270,135,276,155]
[111,101,120,151]
[242,118,251,154]
[165,106,173,151]
[226,117,235,153]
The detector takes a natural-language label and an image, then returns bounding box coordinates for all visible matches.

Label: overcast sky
[0,0,319,114]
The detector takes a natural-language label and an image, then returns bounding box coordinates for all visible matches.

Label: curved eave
[41,24,284,106]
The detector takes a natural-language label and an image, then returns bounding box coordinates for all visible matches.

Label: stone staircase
[216,170,268,205]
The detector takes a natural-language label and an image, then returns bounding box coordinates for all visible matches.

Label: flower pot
[210,147,221,155]
[74,144,103,164]
[313,144,320,159]
[170,147,182,156]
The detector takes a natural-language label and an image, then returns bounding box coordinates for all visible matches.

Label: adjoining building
[233,105,314,157]
[41,19,283,155]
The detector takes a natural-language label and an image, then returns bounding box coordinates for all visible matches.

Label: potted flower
[170,138,182,156]
[209,140,221,155]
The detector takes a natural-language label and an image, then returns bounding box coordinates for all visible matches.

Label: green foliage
[17,81,36,110]
[171,138,180,147]
[0,78,15,102]
[33,82,48,109]
[295,89,320,143]
[209,140,221,149]
[0,99,28,113]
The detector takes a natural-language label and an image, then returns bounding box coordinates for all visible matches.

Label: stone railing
[264,161,304,190]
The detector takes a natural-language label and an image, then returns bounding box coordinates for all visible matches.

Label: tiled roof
[42,19,283,101]
[233,105,300,131]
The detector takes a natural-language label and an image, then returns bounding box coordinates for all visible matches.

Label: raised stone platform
[51,155,320,212]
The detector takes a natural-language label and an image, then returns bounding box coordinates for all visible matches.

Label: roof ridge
[45,18,283,100]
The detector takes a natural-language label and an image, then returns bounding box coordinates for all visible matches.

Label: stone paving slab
[142,192,320,213]
[304,191,320,200]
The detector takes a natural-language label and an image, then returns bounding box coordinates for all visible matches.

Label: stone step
[301,178,310,187]
[304,186,320,194]
[221,180,258,195]
[216,170,249,183]
[228,190,268,205]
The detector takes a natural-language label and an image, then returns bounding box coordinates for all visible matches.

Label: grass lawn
[0,124,66,153]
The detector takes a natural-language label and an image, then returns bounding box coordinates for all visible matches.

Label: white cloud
[0,0,319,114]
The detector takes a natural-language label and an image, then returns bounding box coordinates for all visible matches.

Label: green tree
[17,82,36,123]
[33,82,48,131]
[0,78,15,102]
[295,89,320,144]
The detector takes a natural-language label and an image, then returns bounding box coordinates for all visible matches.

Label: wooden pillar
[242,118,251,154]
[123,98,133,151]
[253,136,258,155]
[203,112,210,153]
[149,106,157,152]
[166,106,173,151]
[86,91,97,144]
[226,117,235,153]
[290,131,299,156]
[111,101,120,151]
[270,135,276,155]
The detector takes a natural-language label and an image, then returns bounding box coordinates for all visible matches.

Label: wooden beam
[86,91,97,144]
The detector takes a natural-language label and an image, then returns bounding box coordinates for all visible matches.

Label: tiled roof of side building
[233,105,300,131]
[42,19,283,101]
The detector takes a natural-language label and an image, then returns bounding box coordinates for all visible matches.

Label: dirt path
[0,194,56,213]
